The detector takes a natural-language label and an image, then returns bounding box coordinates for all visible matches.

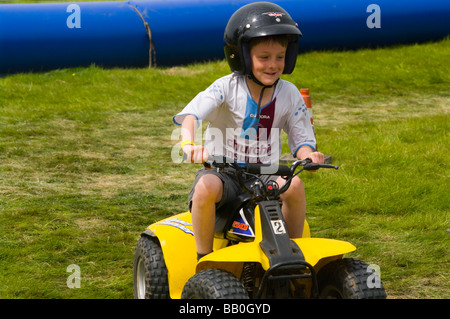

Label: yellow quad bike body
[133,158,386,299]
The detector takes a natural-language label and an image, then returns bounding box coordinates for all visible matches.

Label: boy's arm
[296,145,324,164]
[181,115,208,163]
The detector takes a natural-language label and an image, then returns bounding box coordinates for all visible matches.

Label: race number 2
[271,220,286,234]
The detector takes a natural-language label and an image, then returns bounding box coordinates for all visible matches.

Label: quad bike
[133,156,386,299]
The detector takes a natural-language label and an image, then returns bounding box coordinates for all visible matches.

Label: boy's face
[249,40,286,86]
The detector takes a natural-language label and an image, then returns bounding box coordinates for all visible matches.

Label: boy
[173,2,324,260]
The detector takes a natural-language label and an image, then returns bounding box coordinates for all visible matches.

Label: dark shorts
[188,167,278,217]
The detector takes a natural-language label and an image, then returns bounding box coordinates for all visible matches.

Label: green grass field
[0,38,449,299]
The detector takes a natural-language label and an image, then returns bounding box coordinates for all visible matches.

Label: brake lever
[303,163,339,171]
[291,158,338,171]
[290,158,312,174]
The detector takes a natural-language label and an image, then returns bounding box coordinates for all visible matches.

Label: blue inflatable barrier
[0,1,149,73]
[0,0,449,74]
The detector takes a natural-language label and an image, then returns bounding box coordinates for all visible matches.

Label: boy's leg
[190,174,223,256]
[277,176,306,238]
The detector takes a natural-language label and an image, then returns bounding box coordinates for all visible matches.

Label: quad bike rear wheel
[182,268,249,299]
[317,258,386,299]
[133,235,170,299]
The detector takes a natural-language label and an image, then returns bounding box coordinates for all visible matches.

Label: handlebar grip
[246,163,291,176]
[274,165,292,176]
[203,155,229,169]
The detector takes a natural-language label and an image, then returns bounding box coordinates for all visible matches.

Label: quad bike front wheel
[133,235,170,299]
[182,268,249,299]
[317,258,386,299]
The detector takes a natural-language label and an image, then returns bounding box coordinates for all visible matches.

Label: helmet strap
[248,73,279,120]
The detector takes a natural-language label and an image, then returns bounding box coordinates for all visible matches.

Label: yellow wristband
[180,140,195,149]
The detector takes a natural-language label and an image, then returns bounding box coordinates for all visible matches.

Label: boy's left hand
[305,151,324,164]
[297,146,324,164]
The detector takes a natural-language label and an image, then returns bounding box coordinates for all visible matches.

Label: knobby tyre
[182,268,249,299]
[317,258,386,299]
[133,235,170,299]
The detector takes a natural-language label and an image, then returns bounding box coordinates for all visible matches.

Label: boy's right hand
[182,145,209,164]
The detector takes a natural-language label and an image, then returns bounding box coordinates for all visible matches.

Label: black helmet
[224,1,302,75]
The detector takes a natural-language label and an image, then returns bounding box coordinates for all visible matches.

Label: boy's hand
[305,151,324,164]
[297,147,324,172]
[301,151,324,173]
[297,145,324,164]
[183,145,209,164]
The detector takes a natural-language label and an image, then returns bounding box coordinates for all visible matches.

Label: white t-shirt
[173,73,316,164]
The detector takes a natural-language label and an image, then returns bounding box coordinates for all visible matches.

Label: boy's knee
[292,177,305,191]
[282,177,305,199]
[192,174,223,204]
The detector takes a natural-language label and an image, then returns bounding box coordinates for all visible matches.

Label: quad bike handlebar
[203,156,338,201]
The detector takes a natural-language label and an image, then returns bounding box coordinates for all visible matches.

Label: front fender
[197,237,356,278]
[145,212,197,299]
[196,241,271,278]
[293,238,356,267]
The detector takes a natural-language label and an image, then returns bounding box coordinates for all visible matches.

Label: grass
[0,38,449,299]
